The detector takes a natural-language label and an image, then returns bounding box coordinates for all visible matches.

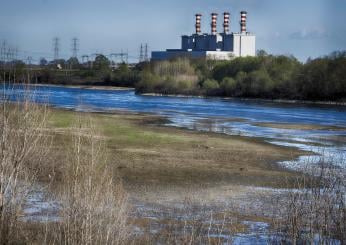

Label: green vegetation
[0,54,141,87]
[136,51,346,101]
[47,109,306,189]
[136,59,199,94]
[1,51,345,101]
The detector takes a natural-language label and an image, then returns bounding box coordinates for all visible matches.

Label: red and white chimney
[195,14,202,35]
[211,13,218,35]
[240,11,247,33]
[223,12,230,34]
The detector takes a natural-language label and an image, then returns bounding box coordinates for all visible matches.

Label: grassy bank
[48,109,305,190]
[46,109,346,244]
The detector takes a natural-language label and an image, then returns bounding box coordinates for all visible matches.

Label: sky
[0,0,346,63]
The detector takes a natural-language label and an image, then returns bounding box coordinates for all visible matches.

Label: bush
[247,69,274,97]
[202,79,219,90]
[270,162,346,244]
[136,58,199,95]
[220,77,237,96]
[135,71,161,93]
[48,116,130,244]
[212,56,262,81]
[202,79,220,96]
[0,86,51,243]
[79,70,96,78]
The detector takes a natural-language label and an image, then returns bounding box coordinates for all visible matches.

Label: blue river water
[3,84,346,170]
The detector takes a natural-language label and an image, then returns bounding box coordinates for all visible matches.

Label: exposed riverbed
[4,84,346,170]
[3,84,346,243]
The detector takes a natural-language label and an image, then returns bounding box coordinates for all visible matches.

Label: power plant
[152,11,256,61]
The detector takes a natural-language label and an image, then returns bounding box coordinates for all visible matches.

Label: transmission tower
[72,37,79,58]
[119,49,128,63]
[53,37,60,61]
[6,48,13,62]
[0,41,4,63]
[144,43,149,62]
[139,44,144,63]
[14,47,18,61]
[0,41,5,61]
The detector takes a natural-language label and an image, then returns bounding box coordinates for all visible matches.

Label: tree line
[0,54,141,87]
[1,51,345,101]
[136,51,346,102]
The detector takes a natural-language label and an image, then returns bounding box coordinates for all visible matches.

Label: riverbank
[40,108,307,238]
[2,82,135,91]
[141,92,346,106]
[5,82,345,106]
[48,108,307,189]
[9,105,345,243]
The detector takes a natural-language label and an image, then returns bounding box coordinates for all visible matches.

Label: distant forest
[1,50,345,102]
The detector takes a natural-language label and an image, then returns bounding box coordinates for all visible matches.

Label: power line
[1,39,141,65]
[109,51,129,66]
[6,47,15,62]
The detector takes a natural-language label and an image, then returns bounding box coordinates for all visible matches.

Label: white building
[152,11,256,61]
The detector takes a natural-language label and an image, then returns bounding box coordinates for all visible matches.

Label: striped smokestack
[195,14,202,35]
[211,13,218,35]
[240,11,247,33]
[223,12,230,34]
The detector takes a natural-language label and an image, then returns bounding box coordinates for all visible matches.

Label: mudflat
[48,108,306,192]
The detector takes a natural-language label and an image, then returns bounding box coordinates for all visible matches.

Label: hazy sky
[1,0,345,62]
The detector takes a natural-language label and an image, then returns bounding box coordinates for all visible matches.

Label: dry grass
[47,110,344,244]
[268,163,346,244]
[0,85,132,244]
[0,91,51,244]
[48,109,305,191]
[43,115,131,245]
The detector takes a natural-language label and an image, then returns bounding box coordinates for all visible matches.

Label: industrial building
[152,11,256,61]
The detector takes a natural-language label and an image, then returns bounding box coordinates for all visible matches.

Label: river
[3,84,346,170]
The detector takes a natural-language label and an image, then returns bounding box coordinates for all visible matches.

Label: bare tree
[0,86,51,243]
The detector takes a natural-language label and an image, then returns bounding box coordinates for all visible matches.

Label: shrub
[220,77,237,96]
[47,116,131,245]
[0,86,51,243]
[270,162,346,244]
[202,79,219,90]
